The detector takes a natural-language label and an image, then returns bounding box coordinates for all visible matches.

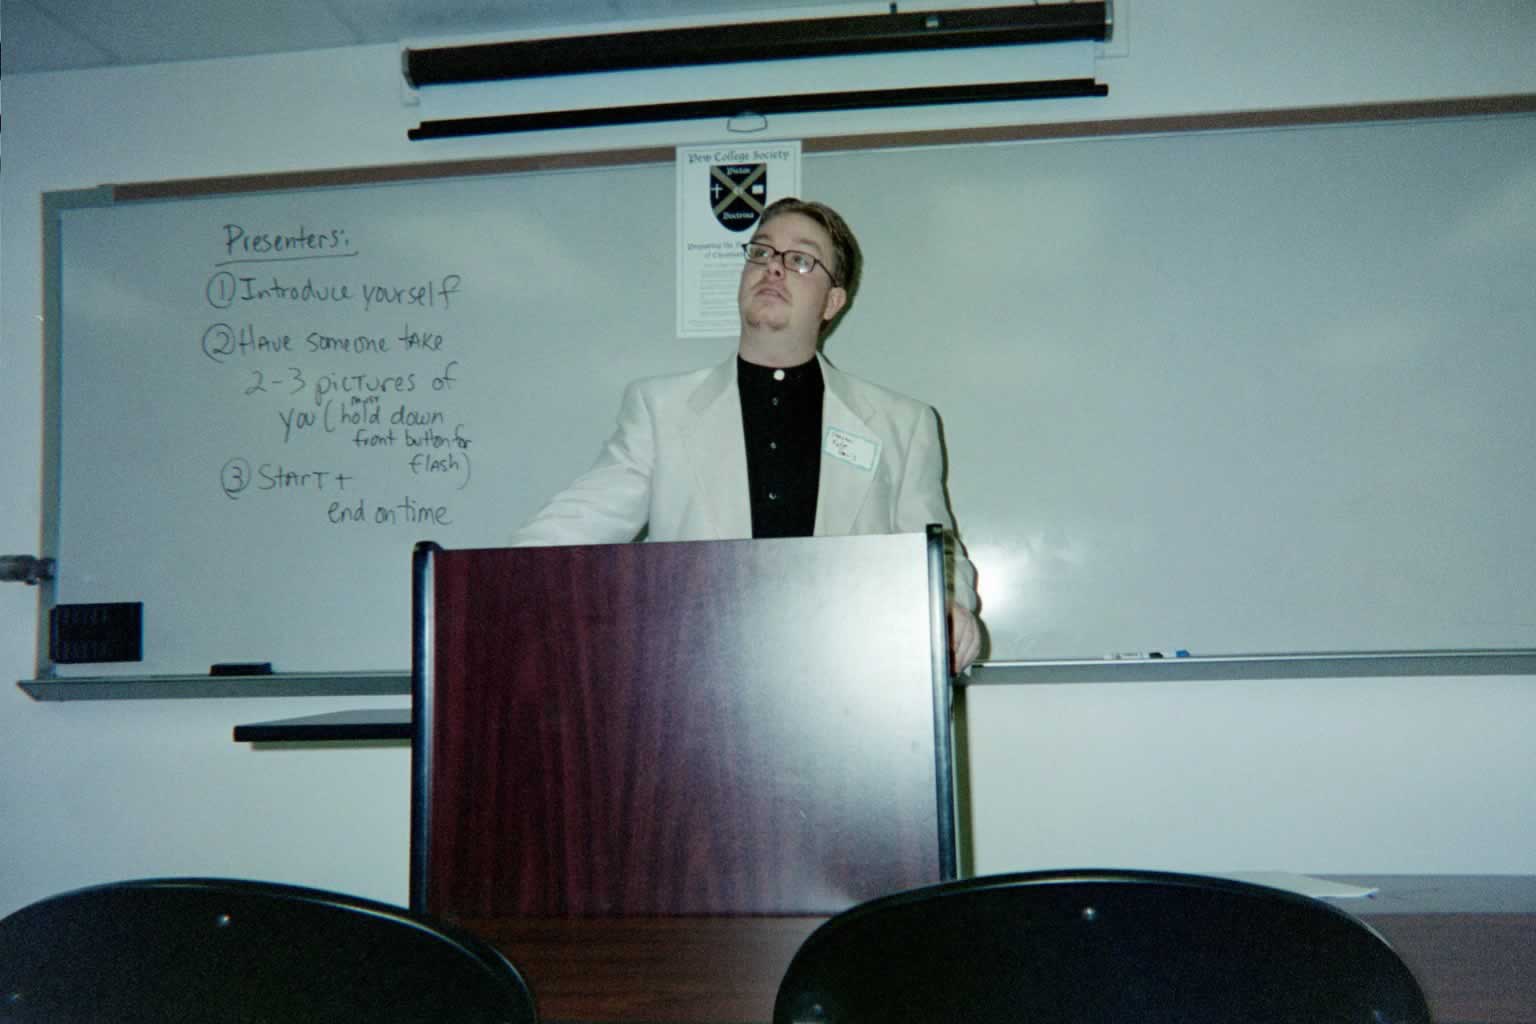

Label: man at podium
[510,197,981,670]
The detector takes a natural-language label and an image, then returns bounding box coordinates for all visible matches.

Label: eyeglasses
[741,242,840,286]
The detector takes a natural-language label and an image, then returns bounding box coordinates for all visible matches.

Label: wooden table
[232,708,410,742]
[465,916,817,1023]
[463,876,1536,1024]
[1336,875,1536,1024]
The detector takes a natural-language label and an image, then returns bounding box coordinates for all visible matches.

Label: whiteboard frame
[27,93,1536,695]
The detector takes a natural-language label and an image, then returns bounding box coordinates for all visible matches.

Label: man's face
[737,212,846,337]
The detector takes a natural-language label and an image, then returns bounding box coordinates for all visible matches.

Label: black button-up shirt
[738,356,823,538]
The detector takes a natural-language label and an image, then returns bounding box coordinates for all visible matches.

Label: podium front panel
[413,533,949,918]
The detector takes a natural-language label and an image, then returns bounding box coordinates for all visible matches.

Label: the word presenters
[202,223,472,528]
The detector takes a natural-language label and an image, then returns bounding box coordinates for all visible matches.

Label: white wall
[962,675,1536,877]
[4,0,1535,917]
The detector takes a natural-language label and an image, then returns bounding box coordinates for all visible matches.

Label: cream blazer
[510,354,977,609]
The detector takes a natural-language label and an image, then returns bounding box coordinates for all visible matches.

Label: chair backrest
[0,877,537,1024]
[774,870,1432,1024]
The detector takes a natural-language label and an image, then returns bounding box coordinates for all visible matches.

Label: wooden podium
[409,529,956,1019]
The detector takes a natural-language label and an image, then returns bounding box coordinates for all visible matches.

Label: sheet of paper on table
[1217,872,1379,899]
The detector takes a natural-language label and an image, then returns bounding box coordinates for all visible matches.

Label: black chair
[0,877,537,1024]
[774,870,1431,1024]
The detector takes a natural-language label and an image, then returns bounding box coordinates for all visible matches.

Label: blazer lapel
[681,357,754,539]
[815,356,881,536]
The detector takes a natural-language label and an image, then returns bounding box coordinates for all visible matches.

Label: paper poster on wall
[676,140,802,337]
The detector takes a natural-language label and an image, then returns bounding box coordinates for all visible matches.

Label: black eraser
[50,602,143,664]
[210,662,273,676]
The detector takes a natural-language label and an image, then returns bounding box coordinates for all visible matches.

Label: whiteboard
[44,113,1536,676]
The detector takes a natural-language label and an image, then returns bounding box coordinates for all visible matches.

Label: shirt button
[767,491,779,501]
[772,396,780,406]
[769,441,778,451]
[773,369,786,381]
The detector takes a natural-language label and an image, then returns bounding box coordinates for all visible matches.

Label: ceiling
[2,0,899,75]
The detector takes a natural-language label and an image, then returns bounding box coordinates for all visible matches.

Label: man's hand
[948,600,981,675]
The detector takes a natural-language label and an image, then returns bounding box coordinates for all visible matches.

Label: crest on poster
[710,164,767,232]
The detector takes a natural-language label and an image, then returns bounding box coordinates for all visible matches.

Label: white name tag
[823,426,880,472]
